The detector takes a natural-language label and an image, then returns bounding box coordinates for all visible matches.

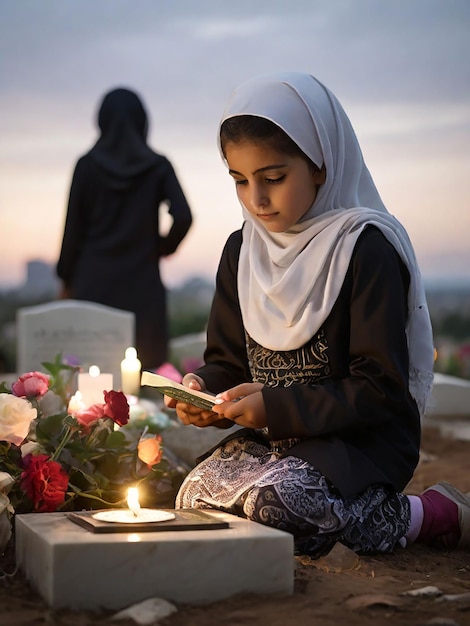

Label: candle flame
[127,487,141,517]
[88,365,101,377]
[67,390,86,415]
[125,347,138,360]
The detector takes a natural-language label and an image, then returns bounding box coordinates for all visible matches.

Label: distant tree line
[432,313,470,342]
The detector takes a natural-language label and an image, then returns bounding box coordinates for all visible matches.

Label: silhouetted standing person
[57,87,193,370]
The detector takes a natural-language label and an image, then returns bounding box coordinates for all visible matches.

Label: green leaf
[68,466,103,492]
[64,414,79,428]
[41,353,77,378]
[41,353,80,405]
[35,413,68,440]
[104,430,127,449]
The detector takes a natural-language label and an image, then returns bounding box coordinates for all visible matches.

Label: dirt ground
[1,423,469,626]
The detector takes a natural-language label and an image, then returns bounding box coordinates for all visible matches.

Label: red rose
[103,390,129,427]
[12,371,50,399]
[20,454,69,512]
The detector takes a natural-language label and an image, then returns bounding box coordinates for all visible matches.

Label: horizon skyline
[2,257,470,293]
[1,1,469,288]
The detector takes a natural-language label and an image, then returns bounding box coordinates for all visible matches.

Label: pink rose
[155,362,183,383]
[138,434,163,467]
[74,404,105,430]
[12,371,50,399]
[103,390,129,427]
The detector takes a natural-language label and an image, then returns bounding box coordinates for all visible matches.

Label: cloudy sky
[1,0,469,289]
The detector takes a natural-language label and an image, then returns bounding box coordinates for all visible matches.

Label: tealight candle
[91,486,176,524]
[120,347,142,396]
[78,365,113,406]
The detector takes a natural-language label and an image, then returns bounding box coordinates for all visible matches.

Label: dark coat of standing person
[56,87,193,370]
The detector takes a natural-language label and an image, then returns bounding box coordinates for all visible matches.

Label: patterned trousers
[175,434,410,557]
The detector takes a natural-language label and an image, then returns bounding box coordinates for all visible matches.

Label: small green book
[140,371,216,411]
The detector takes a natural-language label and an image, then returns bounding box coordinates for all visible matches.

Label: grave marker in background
[17,300,134,388]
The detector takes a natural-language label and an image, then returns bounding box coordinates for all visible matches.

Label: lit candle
[127,487,141,517]
[91,485,176,524]
[120,347,142,396]
[68,390,86,414]
[78,365,113,406]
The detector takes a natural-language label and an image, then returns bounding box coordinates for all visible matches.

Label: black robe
[194,226,421,498]
[57,89,192,370]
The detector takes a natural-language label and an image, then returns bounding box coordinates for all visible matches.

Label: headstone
[17,300,135,389]
[169,332,206,373]
[427,373,470,417]
[15,510,294,610]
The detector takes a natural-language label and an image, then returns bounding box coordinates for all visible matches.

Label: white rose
[0,492,13,515]
[0,493,13,553]
[0,393,37,446]
[0,471,14,494]
[20,441,42,457]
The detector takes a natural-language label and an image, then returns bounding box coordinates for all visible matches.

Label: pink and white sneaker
[418,482,470,549]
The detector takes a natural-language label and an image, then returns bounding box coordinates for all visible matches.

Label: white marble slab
[15,510,294,610]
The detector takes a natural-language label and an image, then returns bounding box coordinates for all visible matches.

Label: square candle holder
[15,509,294,611]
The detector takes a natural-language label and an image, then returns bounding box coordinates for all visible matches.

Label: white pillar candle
[78,365,113,406]
[120,347,142,396]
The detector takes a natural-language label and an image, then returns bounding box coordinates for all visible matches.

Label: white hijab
[219,71,434,415]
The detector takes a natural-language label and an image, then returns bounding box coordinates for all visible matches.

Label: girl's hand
[212,382,267,429]
[164,373,224,428]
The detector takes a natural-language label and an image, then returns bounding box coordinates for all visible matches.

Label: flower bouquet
[0,355,186,554]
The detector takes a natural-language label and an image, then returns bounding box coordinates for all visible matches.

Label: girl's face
[225,140,325,233]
